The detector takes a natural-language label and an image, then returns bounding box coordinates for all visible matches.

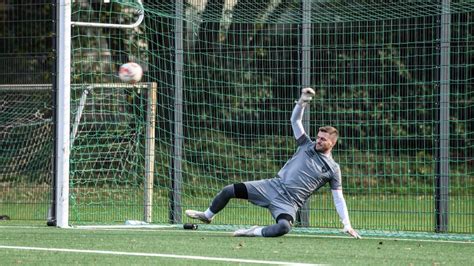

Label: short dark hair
[318,126,339,142]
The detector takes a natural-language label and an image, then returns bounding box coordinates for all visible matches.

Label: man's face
[315,131,335,153]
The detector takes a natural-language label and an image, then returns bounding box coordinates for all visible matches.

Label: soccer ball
[118,62,143,83]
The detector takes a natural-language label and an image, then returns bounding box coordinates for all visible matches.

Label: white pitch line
[0,245,320,266]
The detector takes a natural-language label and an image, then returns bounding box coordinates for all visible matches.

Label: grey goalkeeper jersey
[277,104,342,208]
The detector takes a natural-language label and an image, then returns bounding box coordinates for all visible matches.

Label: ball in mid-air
[119,62,143,83]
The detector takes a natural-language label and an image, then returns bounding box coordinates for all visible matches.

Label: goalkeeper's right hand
[297,87,315,106]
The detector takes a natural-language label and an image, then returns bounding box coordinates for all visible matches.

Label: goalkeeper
[186,88,361,238]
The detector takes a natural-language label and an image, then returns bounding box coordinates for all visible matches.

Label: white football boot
[233,226,261,237]
[185,210,212,224]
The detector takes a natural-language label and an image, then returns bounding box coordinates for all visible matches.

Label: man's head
[315,126,339,154]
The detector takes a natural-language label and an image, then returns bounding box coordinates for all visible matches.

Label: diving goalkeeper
[186,88,361,238]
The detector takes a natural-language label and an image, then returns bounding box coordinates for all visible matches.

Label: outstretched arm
[290,104,305,139]
[290,88,315,139]
[332,189,361,239]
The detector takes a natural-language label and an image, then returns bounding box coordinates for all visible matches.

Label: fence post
[47,0,58,227]
[435,0,451,233]
[297,0,312,227]
[170,0,184,224]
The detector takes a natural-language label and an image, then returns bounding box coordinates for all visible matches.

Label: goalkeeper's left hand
[343,225,362,239]
[297,87,315,107]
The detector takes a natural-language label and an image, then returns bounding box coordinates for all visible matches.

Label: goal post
[56,0,72,228]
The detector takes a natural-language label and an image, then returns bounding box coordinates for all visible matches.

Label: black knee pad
[276,213,294,225]
[233,183,248,199]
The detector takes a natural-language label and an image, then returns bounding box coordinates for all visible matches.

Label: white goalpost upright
[56,0,72,228]
[55,0,146,228]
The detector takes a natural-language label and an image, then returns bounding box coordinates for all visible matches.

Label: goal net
[0,85,53,220]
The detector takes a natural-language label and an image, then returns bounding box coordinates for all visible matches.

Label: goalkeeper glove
[297,87,315,107]
[343,224,362,239]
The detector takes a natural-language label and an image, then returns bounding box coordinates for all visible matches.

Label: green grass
[0,223,473,265]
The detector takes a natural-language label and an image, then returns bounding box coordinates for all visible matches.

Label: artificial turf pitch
[0,223,472,265]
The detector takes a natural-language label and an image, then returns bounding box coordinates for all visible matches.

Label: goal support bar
[71,0,144,29]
